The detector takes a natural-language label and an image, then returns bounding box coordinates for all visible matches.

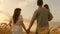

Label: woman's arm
[9,18,13,27]
[9,20,12,27]
[20,21,27,32]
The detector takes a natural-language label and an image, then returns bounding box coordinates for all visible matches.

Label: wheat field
[0,23,60,34]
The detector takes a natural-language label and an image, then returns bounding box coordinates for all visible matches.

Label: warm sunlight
[0,0,60,34]
[0,13,11,24]
[0,6,4,11]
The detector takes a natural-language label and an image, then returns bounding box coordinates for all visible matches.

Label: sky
[0,0,60,22]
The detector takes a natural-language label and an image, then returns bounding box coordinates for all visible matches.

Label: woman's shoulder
[17,15,23,21]
[19,15,23,18]
[19,15,23,19]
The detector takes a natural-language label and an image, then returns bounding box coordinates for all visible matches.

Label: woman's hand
[26,28,30,33]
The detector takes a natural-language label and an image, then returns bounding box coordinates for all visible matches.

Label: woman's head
[14,8,21,14]
[44,4,49,10]
[13,8,21,24]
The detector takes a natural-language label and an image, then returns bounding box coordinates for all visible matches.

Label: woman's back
[15,15,23,25]
[11,15,23,34]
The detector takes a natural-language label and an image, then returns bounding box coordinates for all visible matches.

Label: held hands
[23,27,30,33]
[24,28,30,34]
[26,29,30,33]
[26,28,30,33]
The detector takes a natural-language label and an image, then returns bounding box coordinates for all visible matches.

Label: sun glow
[0,6,4,11]
[0,13,11,24]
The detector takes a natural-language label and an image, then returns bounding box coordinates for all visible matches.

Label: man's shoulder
[35,8,42,12]
[34,9,39,13]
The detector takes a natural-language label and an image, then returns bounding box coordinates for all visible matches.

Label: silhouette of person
[44,4,53,21]
[9,8,27,34]
[27,0,53,34]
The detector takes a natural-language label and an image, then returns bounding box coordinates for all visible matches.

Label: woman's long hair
[13,8,21,24]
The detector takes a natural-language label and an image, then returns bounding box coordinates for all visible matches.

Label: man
[27,0,53,34]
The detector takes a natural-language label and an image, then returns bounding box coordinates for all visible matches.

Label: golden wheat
[0,23,60,34]
[0,23,11,34]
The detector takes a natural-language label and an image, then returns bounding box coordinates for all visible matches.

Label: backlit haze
[0,0,60,28]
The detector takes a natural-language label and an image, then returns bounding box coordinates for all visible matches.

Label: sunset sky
[0,0,60,22]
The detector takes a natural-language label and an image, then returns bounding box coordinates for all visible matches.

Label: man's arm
[48,11,53,21]
[27,10,38,33]
[28,19,35,31]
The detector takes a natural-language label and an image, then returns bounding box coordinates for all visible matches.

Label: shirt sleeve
[32,10,38,20]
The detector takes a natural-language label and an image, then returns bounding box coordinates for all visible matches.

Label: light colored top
[11,15,23,26]
[10,15,23,34]
[15,15,23,25]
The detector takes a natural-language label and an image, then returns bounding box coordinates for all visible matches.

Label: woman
[44,4,50,10]
[44,4,53,21]
[44,4,53,34]
[9,8,27,34]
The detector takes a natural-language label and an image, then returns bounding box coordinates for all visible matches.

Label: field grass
[0,23,60,34]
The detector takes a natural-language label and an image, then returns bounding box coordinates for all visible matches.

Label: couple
[9,0,53,34]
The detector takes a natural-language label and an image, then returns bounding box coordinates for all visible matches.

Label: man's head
[37,0,43,6]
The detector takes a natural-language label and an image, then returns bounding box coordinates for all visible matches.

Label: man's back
[37,8,49,27]
[32,8,50,27]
